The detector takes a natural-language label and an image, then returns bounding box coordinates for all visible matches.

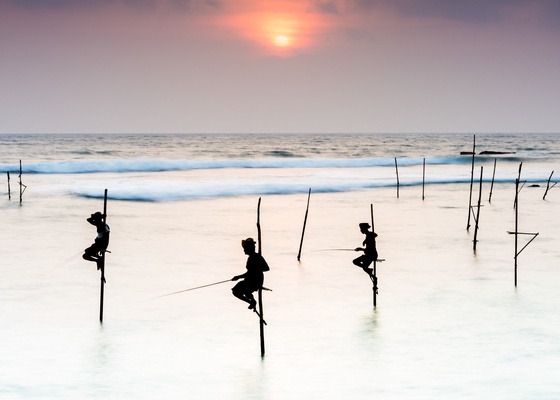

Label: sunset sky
[1,0,560,134]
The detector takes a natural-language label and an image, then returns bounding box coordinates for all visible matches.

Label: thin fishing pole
[50,250,84,268]
[152,279,232,299]
[307,248,356,253]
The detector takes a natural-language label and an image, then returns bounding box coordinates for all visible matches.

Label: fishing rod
[153,279,233,299]
[308,248,357,253]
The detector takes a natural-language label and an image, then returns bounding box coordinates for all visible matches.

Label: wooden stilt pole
[543,171,556,200]
[256,197,265,357]
[466,135,476,230]
[7,172,11,200]
[99,189,108,323]
[297,188,311,261]
[257,197,262,255]
[473,166,483,251]
[488,158,497,203]
[394,158,400,199]
[422,158,426,201]
[370,204,378,307]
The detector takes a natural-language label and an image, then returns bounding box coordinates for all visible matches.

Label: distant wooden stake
[394,158,400,199]
[99,189,108,323]
[473,166,483,251]
[513,178,519,285]
[543,171,556,200]
[514,163,523,209]
[297,188,311,261]
[19,161,22,203]
[256,197,265,357]
[7,172,10,200]
[466,135,476,230]
[488,158,497,203]
[422,158,426,200]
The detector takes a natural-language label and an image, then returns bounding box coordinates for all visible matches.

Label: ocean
[1,133,559,399]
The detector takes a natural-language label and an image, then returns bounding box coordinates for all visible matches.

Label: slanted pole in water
[256,197,265,357]
[473,166,483,251]
[394,158,400,199]
[297,188,311,261]
[466,135,476,230]
[543,171,556,200]
[99,189,108,323]
[488,158,497,203]
[514,163,523,209]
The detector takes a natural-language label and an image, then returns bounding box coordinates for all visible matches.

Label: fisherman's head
[241,237,256,254]
[91,211,103,220]
[359,223,370,233]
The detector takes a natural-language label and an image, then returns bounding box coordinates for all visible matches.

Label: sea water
[0,133,559,399]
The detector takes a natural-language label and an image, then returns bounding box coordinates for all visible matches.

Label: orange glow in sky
[274,35,289,47]
[222,3,332,56]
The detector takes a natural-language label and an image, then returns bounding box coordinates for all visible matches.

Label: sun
[274,35,290,47]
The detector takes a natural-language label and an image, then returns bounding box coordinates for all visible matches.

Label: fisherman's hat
[241,237,256,247]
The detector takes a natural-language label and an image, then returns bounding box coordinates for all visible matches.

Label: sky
[1,0,560,134]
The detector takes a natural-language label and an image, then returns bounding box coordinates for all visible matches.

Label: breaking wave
[0,156,481,175]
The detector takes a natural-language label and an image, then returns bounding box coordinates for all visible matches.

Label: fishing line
[51,250,84,268]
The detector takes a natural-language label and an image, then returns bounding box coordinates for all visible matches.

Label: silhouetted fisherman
[83,211,110,270]
[232,238,269,309]
[353,222,378,275]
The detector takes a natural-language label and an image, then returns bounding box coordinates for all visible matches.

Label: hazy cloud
[312,1,340,15]
[0,0,221,12]
[2,0,559,26]
[347,0,560,25]
[122,0,157,10]
[0,0,116,9]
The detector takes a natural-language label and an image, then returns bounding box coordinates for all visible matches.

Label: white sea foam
[0,156,476,175]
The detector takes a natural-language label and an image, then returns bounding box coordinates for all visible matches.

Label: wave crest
[0,156,473,174]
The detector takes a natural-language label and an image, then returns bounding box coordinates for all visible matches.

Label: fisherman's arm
[232,272,247,281]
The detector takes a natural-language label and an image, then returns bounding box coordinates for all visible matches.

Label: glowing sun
[274,35,290,47]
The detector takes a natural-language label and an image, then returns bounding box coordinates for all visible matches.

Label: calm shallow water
[1,133,559,399]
